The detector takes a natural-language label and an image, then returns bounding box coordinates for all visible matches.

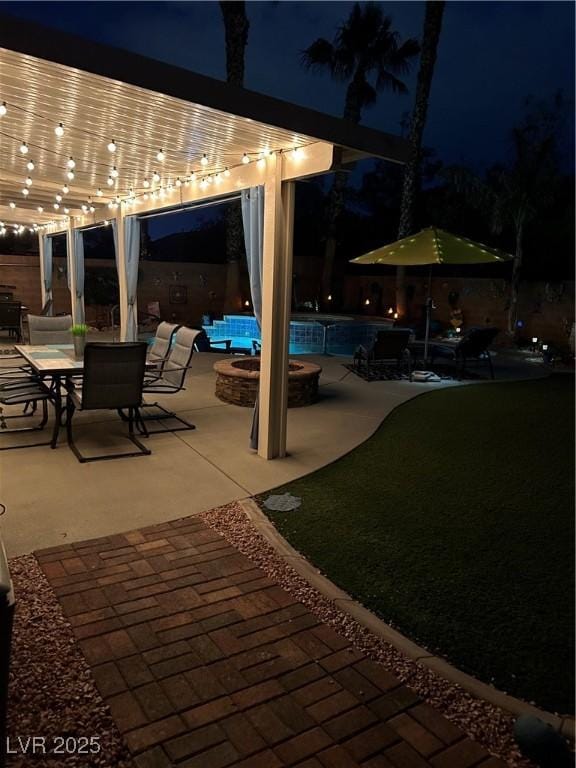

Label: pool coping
[238,496,575,743]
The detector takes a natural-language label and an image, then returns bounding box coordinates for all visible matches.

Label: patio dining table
[14,344,83,449]
[14,344,155,450]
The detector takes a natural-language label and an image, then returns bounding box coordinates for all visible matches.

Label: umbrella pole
[423,267,433,362]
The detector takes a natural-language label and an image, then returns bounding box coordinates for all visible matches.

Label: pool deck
[0,348,547,558]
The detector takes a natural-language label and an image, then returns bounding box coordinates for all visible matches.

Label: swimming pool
[202,314,394,356]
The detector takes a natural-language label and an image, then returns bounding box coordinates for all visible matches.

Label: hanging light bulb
[9,202,15,209]
[200,154,208,166]
[175,177,182,187]
[53,203,59,209]
[55,194,62,202]
[104,220,110,226]
[214,173,222,184]
[143,178,150,188]
[107,175,114,186]
[0,102,7,116]
[62,184,70,194]
[96,188,103,197]
[107,139,117,153]
[156,149,165,162]
[292,147,303,159]
[143,192,149,201]
[189,171,196,182]
[26,159,35,171]
[67,157,75,169]
[21,188,29,196]
[224,168,230,178]
[37,206,44,213]
[257,157,265,168]
[19,141,28,154]
[107,201,114,209]
[199,178,207,189]
[110,166,119,178]
[81,204,88,213]
[25,176,32,187]
[152,171,160,183]
[242,153,250,164]
[67,170,75,181]
[63,207,70,214]
[54,122,64,137]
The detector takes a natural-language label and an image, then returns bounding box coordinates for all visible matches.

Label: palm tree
[447,94,565,335]
[219,2,250,311]
[395,0,445,318]
[301,3,419,307]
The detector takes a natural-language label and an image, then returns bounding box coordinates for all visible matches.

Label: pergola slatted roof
[0,13,408,230]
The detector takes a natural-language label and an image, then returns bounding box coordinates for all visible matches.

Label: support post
[38,232,47,309]
[115,205,130,342]
[258,154,295,459]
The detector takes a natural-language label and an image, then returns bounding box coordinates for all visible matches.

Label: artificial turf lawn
[264,375,575,714]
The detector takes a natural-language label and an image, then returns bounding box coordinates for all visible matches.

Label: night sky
[1,0,574,171]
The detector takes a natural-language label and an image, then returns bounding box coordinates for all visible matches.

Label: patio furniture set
[0,320,200,463]
[353,326,499,380]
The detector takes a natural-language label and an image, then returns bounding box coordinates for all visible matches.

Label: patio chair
[429,327,499,379]
[194,329,232,354]
[0,379,53,450]
[356,329,413,379]
[147,321,181,370]
[65,342,150,463]
[27,314,72,345]
[140,326,201,433]
[0,302,23,343]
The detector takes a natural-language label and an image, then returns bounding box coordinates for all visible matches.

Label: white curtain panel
[42,235,53,314]
[67,229,85,324]
[241,186,265,450]
[124,215,141,342]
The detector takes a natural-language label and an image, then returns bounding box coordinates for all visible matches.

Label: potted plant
[72,323,88,359]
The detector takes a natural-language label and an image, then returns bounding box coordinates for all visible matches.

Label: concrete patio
[0,348,547,558]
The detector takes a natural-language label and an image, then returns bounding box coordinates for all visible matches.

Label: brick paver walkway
[36,516,505,768]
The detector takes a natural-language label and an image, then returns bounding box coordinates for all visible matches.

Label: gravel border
[7,554,133,768]
[201,500,534,768]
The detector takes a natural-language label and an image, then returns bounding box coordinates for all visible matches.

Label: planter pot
[73,335,86,359]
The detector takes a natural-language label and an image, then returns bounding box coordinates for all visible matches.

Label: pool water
[202,315,394,356]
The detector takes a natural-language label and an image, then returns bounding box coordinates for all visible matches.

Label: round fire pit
[214,357,322,408]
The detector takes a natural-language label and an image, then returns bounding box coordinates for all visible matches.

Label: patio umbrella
[350,227,512,361]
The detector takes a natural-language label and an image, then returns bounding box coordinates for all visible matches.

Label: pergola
[0,14,408,460]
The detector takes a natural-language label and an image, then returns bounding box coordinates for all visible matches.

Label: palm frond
[374,70,408,95]
[300,38,335,72]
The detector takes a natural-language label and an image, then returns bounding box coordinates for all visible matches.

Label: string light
[63,207,70,214]
[143,178,150,188]
[175,177,182,187]
[53,202,59,209]
[19,141,28,154]
[110,166,119,178]
[242,153,250,164]
[55,194,62,202]
[292,147,303,159]
[81,204,88,213]
[214,173,221,184]
[37,206,43,213]
[156,149,165,161]
[55,122,64,137]
[67,157,75,169]
[152,171,160,183]
[199,178,207,189]
[0,102,6,116]
[107,139,117,153]
[224,168,230,178]
[26,159,35,171]
[25,176,32,186]
[62,184,69,194]
[107,175,114,186]
[21,188,29,196]
[96,188,103,196]
[67,170,75,180]
[9,202,15,209]
[189,171,196,182]
[200,154,208,167]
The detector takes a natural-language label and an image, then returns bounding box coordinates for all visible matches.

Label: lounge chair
[355,329,413,379]
[194,329,232,353]
[429,327,499,379]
